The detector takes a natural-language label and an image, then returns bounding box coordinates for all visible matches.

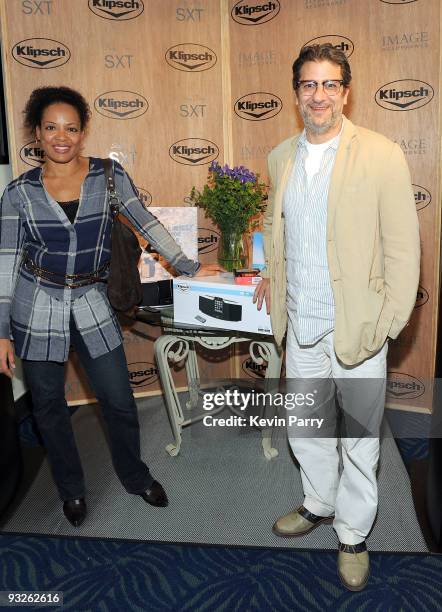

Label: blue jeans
[22,321,153,501]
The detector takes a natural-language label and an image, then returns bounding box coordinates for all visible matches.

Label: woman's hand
[253,278,270,314]
[194,263,225,276]
[0,339,15,379]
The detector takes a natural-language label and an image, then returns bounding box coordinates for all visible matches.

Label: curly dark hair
[292,44,352,91]
[23,86,91,134]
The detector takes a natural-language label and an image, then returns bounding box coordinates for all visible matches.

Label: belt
[23,254,109,289]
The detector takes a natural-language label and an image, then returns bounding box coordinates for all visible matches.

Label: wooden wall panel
[228,0,441,412]
[1,0,441,411]
[0,0,230,403]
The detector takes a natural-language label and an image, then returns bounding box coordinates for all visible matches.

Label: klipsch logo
[136,186,152,208]
[242,357,266,379]
[304,35,354,57]
[386,372,425,399]
[415,286,429,308]
[169,138,219,165]
[380,0,418,4]
[375,80,433,111]
[94,91,148,119]
[234,92,282,121]
[231,0,280,25]
[128,362,158,387]
[198,228,220,255]
[12,38,70,69]
[88,0,144,20]
[413,184,431,211]
[166,44,217,72]
[20,142,44,167]
[176,282,190,292]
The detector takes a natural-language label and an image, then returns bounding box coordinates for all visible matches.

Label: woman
[0,86,219,527]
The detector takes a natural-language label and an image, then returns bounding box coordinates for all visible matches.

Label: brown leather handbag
[103,159,142,315]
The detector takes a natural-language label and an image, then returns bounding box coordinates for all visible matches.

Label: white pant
[286,321,387,544]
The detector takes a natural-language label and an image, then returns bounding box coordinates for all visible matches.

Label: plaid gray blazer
[0,157,199,361]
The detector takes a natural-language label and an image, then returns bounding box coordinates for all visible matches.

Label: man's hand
[194,263,225,276]
[253,278,270,314]
[0,339,15,379]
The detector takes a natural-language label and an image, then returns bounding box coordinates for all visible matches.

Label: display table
[137,306,283,459]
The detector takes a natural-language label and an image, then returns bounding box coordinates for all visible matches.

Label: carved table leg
[154,334,190,456]
[250,340,283,460]
[185,340,200,409]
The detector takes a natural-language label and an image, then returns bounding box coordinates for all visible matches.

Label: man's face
[295,60,349,138]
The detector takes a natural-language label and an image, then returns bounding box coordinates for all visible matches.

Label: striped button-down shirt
[0,157,199,361]
[283,129,341,345]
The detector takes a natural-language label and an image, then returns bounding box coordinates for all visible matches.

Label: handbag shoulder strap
[103,158,120,217]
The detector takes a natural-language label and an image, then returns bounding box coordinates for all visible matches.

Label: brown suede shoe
[338,541,370,591]
[272,505,334,538]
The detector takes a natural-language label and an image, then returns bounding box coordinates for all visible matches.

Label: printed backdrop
[0,0,440,411]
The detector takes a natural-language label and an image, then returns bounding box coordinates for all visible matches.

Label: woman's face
[35,102,85,165]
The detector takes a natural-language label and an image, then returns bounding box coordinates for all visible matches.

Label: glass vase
[218,228,247,272]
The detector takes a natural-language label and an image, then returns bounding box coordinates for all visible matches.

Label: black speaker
[141,279,173,307]
[199,295,242,321]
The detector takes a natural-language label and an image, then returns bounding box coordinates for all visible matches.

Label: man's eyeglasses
[296,80,345,96]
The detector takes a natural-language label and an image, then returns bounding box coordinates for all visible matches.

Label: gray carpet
[2,394,427,552]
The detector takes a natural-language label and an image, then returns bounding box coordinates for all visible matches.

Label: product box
[234,268,262,285]
[252,232,265,271]
[173,273,272,335]
[138,207,198,283]
[234,276,262,285]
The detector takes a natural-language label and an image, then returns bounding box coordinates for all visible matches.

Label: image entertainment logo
[303,35,354,57]
[375,80,434,111]
[166,44,217,72]
[305,0,347,7]
[240,143,273,161]
[234,92,282,121]
[386,372,425,400]
[231,0,280,25]
[169,139,219,165]
[238,49,279,68]
[413,184,431,211]
[382,31,429,51]
[12,38,70,69]
[19,142,44,166]
[94,91,148,119]
[394,137,429,156]
[128,362,159,387]
[88,0,144,20]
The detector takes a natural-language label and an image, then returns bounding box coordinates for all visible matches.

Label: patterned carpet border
[1,535,442,612]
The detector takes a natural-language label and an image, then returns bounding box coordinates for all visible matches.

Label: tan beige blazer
[260,116,420,365]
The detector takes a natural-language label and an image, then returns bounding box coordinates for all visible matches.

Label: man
[253,44,420,591]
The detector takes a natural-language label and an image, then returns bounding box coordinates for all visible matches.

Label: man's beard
[300,105,342,136]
